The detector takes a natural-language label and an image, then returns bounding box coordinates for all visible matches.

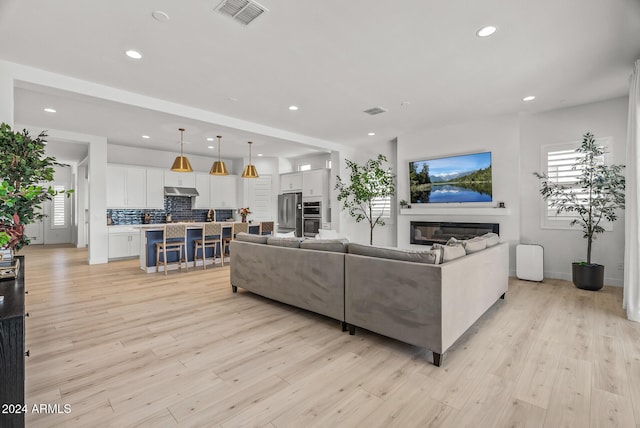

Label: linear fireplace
[410,221,499,246]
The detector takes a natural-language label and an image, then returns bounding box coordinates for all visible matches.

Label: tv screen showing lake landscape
[409,152,492,203]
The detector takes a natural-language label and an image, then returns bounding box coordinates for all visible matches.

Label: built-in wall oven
[302,201,321,217]
[302,201,322,237]
[303,218,321,237]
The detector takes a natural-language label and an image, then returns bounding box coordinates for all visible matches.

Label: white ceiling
[1,0,639,162]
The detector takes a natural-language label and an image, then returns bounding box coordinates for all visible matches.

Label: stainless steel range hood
[164,186,199,197]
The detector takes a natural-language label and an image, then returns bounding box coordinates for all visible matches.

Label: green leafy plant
[0,123,73,250]
[534,132,625,264]
[335,154,395,245]
[399,199,408,207]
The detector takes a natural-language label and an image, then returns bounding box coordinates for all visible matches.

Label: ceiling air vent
[216,0,268,26]
[363,106,388,115]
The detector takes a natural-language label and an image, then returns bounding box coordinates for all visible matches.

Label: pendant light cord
[179,128,185,157]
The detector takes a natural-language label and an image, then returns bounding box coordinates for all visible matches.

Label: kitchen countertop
[128,221,258,231]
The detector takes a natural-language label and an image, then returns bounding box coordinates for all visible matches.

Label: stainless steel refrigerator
[278,192,302,237]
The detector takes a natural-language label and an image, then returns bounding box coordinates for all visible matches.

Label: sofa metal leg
[231,285,238,293]
[500,293,505,300]
[433,352,442,367]
[348,325,356,335]
[341,321,347,332]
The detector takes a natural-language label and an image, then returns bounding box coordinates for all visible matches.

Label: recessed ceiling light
[288,105,299,111]
[206,137,215,141]
[142,135,150,139]
[257,153,263,157]
[125,50,142,59]
[523,95,536,101]
[476,26,497,37]
[368,132,375,136]
[43,108,56,113]
[152,11,170,22]
[207,145,214,149]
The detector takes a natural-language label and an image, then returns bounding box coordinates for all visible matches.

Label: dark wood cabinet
[0,256,26,428]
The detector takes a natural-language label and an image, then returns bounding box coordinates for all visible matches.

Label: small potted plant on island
[534,132,625,291]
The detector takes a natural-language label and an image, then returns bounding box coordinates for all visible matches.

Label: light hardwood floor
[19,245,640,427]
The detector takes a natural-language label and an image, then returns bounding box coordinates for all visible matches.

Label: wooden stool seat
[259,221,274,236]
[156,224,188,275]
[194,222,223,269]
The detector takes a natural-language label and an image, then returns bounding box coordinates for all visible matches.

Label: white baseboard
[543,270,623,287]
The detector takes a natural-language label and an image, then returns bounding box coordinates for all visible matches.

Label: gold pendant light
[170,128,193,172]
[209,135,229,175]
[241,141,259,178]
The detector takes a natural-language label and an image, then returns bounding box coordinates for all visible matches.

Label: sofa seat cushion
[267,236,304,248]
[300,238,348,253]
[235,232,269,244]
[348,243,441,264]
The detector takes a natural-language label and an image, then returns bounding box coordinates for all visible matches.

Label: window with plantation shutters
[52,185,66,228]
[541,138,612,230]
[371,196,391,219]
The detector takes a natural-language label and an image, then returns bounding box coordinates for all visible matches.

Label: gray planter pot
[572,262,604,291]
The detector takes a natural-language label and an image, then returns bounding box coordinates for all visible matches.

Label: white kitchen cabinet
[211,175,237,208]
[193,173,211,209]
[302,169,328,197]
[164,171,196,188]
[146,168,165,209]
[107,165,147,208]
[108,227,140,259]
[280,172,302,193]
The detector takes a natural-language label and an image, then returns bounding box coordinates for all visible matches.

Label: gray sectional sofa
[229,233,509,366]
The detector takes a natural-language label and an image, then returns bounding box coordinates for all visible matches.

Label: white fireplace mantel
[399,207,511,216]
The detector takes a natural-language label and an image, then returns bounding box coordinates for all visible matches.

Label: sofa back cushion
[235,232,269,244]
[482,232,500,247]
[431,243,466,263]
[348,243,441,264]
[300,238,348,253]
[462,236,487,254]
[267,236,304,248]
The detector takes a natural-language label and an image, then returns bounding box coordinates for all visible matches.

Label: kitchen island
[135,222,262,273]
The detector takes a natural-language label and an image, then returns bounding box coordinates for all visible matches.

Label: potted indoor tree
[0,123,72,269]
[534,132,625,291]
[335,154,395,245]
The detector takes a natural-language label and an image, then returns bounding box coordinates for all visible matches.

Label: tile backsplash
[107,196,234,225]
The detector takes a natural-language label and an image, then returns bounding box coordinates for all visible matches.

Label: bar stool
[222,222,249,257]
[259,221,274,236]
[155,224,188,275]
[194,222,222,269]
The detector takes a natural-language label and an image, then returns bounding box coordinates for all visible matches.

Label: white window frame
[51,185,67,229]
[540,137,613,231]
[298,163,311,171]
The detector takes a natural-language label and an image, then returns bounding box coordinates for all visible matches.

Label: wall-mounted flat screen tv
[409,151,492,204]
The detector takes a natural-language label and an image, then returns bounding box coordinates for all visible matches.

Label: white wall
[520,97,628,286]
[337,141,397,246]
[396,115,521,274]
[107,144,236,173]
[287,153,332,172]
[242,156,279,222]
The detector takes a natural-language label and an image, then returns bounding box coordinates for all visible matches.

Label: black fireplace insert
[410,221,499,245]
